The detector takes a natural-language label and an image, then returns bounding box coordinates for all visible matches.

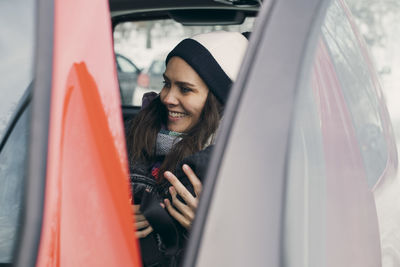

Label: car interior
[109,0,259,125]
[3,0,400,265]
[108,2,259,263]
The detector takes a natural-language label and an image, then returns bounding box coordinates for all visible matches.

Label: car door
[184,0,383,266]
[12,0,141,266]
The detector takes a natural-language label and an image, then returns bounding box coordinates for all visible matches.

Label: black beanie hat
[166,31,248,105]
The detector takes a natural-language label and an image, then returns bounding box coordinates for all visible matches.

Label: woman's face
[160,57,209,133]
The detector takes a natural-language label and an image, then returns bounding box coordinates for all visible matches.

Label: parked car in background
[132,54,166,106]
[115,53,141,105]
[1,0,400,266]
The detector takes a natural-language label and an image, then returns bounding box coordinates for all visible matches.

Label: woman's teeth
[169,111,187,118]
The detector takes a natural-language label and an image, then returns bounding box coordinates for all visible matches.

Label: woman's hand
[132,204,153,238]
[163,164,203,230]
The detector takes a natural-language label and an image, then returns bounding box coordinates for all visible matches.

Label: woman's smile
[168,110,188,119]
[167,110,190,124]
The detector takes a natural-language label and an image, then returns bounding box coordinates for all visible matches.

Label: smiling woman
[126,31,248,266]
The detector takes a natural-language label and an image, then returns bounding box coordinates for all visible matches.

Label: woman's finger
[164,171,195,204]
[182,164,203,197]
[131,204,152,235]
[131,205,148,223]
[136,226,153,239]
[169,187,195,221]
[135,219,150,230]
[164,199,191,229]
[134,213,147,222]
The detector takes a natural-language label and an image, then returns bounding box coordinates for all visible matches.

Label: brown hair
[127,92,222,181]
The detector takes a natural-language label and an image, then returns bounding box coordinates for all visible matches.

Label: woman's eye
[180,87,191,93]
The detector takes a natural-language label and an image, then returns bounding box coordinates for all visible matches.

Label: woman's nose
[162,88,179,105]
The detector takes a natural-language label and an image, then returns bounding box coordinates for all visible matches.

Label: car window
[149,60,164,75]
[0,0,34,263]
[113,17,255,107]
[322,1,388,189]
[284,0,400,265]
[346,0,400,266]
[116,54,139,73]
[0,0,34,140]
[0,105,30,263]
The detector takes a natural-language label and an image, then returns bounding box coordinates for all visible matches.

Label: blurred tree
[146,21,152,49]
[346,0,400,47]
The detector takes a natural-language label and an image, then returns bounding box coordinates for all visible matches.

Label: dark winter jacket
[129,146,213,267]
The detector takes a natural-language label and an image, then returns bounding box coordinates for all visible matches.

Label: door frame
[184,0,330,265]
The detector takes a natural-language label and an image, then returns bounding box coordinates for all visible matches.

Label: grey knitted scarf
[155,129,183,156]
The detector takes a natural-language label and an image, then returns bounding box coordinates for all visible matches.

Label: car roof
[109,0,259,19]
[110,0,225,12]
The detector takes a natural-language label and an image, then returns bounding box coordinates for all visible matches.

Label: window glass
[0,0,34,263]
[322,1,388,188]
[113,17,255,106]
[284,0,389,266]
[285,0,400,265]
[346,0,400,266]
[149,59,164,76]
[0,106,30,263]
[116,54,139,73]
[0,0,34,139]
